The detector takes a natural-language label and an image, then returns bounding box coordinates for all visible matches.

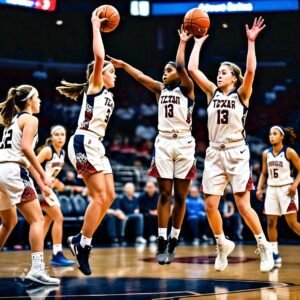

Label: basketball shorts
[148,133,196,180]
[40,190,61,207]
[68,133,112,176]
[0,163,37,211]
[265,185,299,216]
[202,144,254,195]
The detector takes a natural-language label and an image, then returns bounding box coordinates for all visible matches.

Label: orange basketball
[97,4,120,33]
[183,8,210,38]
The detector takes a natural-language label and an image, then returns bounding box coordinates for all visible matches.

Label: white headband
[102,63,113,73]
[271,126,285,136]
[51,125,65,135]
[20,87,37,102]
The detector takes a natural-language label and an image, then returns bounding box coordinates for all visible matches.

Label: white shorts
[265,185,299,216]
[0,163,37,211]
[148,133,196,179]
[68,133,112,176]
[202,144,254,195]
[40,190,61,207]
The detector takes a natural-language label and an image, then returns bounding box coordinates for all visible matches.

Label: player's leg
[43,205,75,267]
[18,199,60,285]
[0,206,18,250]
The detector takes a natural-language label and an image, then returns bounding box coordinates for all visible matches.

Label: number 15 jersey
[208,88,248,143]
[158,85,194,133]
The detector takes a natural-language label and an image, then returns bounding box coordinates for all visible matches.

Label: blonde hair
[0,85,36,127]
[56,60,112,100]
[220,62,244,88]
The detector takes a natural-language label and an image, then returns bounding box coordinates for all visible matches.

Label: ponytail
[283,127,297,146]
[56,80,88,101]
[0,85,36,127]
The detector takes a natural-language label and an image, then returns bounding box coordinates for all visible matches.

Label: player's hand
[194,34,209,45]
[41,173,52,188]
[287,185,297,197]
[91,8,108,29]
[41,185,52,198]
[178,25,193,42]
[246,16,266,41]
[107,55,125,68]
[256,189,263,201]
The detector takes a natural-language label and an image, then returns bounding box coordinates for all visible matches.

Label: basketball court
[0,244,299,299]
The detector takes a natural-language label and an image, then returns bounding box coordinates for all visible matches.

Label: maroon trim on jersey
[148,160,161,178]
[246,176,255,191]
[184,161,197,179]
[21,187,37,202]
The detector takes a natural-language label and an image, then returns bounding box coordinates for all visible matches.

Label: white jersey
[208,88,248,143]
[0,113,38,168]
[158,85,194,133]
[77,88,114,138]
[43,144,65,179]
[267,146,294,186]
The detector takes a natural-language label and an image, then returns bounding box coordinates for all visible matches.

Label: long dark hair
[56,60,111,100]
[0,85,36,127]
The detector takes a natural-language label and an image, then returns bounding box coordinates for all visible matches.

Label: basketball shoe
[256,242,274,272]
[156,236,168,265]
[67,235,92,275]
[51,252,75,267]
[166,237,178,264]
[26,263,60,285]
[215,239,235,271]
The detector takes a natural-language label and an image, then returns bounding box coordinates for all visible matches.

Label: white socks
[80,235,92,248]
[170,227,180,240]
[215,233,227,245]
[53,244,62,255]
[158,228,167,240]
[270,241,279,254]
[32,252,44,270]
[254,232,268,245]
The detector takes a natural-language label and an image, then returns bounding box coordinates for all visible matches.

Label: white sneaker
[135,236,147,244]
[26,263,60,285]
[256,243,274,272]
[215,239,235,271]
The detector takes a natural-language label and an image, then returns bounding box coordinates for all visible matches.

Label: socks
[215,233,227,245]
[270,242,279,254]
[254,232,268,245]
[170,227,180,240]
[80,235,92,248]
[158,228,167,240]
[53,244,62,255]
[31,252,44,271]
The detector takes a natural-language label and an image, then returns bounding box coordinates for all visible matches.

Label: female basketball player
[0,85,60,285]
[257,126,300,267]
[56,9,116,275]
[188,17,274,272]
[108,26,196,265]
[37,125,75,267]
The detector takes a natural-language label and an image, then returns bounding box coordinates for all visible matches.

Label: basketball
[97,4,120,33]
[183,8,210,38]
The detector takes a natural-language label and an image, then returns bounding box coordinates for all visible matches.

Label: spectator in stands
[185,185,210,245]
[61,170,86,196]
[135,118,157,141]
[219,185,243,242]
[118,182,146,245]
[138,180,159,243]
